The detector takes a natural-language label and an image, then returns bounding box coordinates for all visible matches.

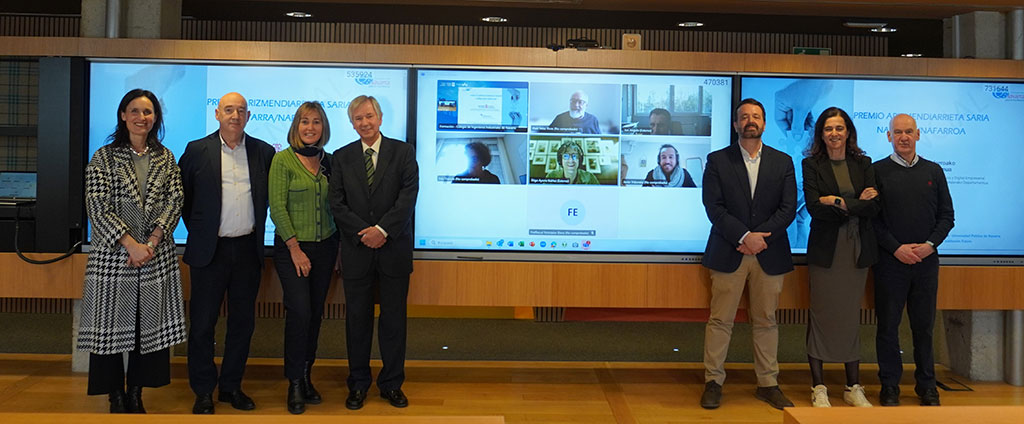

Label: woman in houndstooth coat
[77,89,186,414]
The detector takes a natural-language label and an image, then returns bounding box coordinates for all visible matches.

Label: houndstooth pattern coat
[77,144,187,355]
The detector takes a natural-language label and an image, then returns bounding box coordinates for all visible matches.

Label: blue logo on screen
[993,86,1010,99]
[347,70,374,86]
[560,200,585,225]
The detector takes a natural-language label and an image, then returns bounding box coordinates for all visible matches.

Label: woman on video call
[546,140,598,184]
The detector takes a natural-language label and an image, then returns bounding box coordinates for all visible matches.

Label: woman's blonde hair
[286,101,331,150]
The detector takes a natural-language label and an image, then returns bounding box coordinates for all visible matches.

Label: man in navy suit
[699,98,797,410]
[179,92,275,414]
[329,95,418,410]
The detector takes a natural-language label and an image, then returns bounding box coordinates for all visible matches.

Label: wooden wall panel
[363,45,556,67]
[268,42,367,63]
[556,49,652,70]
[172,40,272,61]
[927,57,1024,79]
[649,51,744,73]
[0,36,78,57]
[550,263,647,307]
[836,56,930,77]
[743,53,838,74]
[12,253,1024,310]
[778,267,811,309]
[0,254,73,298]
[77,38,179,59]
[645,264,712,308]
[408,260,460,305]
[937,267,1024,310]
[454,261,553,306]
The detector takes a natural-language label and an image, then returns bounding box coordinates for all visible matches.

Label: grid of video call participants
[430,78,721,188]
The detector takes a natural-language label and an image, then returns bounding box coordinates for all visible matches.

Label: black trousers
[187,233,262,395]
[873,253,940,394]
[273,235,338,379]
[88,294,170,395]
[344,256,410,392]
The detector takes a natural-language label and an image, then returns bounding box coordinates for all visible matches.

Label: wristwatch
[833,197,842,207]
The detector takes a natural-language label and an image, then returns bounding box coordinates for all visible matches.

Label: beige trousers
[703,255,786,387]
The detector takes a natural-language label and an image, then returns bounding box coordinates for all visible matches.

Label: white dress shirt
[219,134,255,237]
[742,141,763,199]
[738,141,763,246]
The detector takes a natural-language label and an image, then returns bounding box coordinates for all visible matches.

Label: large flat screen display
[741,76,1024,256]
[414,68,733,254]
[87,61,409,246]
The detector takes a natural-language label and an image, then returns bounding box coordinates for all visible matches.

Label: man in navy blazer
[699,98,796,411]
[179,92,275,414]
[328,95,418,410]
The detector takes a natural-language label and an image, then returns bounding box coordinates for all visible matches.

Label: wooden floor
[1,354,1023,423]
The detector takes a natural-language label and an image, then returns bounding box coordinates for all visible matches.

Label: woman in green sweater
[268,101,338,415]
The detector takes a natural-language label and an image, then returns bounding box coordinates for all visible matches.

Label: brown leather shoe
[755,385,794,410]
[700,381,722,409]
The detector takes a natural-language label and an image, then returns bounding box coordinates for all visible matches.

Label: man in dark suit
[179,92,275,414]
[699,98,797,410]
[329,95,418,410]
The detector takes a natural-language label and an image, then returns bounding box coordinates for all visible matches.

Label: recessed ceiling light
[901,53,923,57]
[678,22,704,28]
[481,16,508,23]
[285,11,312,18]
[872,27,898,33]
[844,22,887,29]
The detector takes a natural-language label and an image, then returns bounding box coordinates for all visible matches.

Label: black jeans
[873,253,940,394]
[273,234,339,379]
[187,233,263,395]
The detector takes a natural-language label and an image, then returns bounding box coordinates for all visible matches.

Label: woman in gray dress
[78,89,186,413]
[802,107,879,407]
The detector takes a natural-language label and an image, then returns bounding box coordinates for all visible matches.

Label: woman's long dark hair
[107,89,165,152]
[806,106,864,159]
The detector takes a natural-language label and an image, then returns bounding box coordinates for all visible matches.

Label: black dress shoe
[700,381,722,410]
[380,388,409,408]
[919,387,941,406]
[192,393,214,414]
[125,386,146,414]
[287,379,305,415]
[879,385,900,406]
[108,389,127,414]
[219,389,255,410]
[754,385,794,410]
[302,361,322,405]
[345,389,367,410]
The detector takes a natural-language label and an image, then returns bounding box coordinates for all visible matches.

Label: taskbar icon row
[417,238,593,250]
[486,239,592,250]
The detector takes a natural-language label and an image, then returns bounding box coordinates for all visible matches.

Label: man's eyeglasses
[562,153,580,161]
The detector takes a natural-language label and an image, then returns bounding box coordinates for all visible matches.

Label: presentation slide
[742,76,1024,256]
[416,68,733,253]
[87,61,409,246]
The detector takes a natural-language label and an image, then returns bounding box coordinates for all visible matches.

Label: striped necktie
[364,147,375,187]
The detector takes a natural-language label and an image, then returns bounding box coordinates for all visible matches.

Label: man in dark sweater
[872,113,954,407]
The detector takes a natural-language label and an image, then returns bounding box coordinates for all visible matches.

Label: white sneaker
[844,384,873,407]
[811,384,831,407]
